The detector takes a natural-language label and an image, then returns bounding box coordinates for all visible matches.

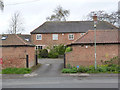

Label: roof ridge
[46,21,94,23]
[30,22,46,34]
[104,21,119,29]
[88,29,118,32]
[15,34,28,45]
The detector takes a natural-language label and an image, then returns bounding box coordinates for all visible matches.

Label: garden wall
[65,44,119,67]
[1,46,35,69]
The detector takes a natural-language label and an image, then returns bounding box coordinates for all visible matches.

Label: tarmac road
[2,59,119,88]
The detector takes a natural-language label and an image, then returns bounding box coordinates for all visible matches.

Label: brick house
[31,21,118,49]
[65,30,119,67]
[0,34,36,69]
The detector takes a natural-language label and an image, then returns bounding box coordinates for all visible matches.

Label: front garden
[62,56,120,74]
[37,44,72,58]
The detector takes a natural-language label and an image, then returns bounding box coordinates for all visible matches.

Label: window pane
[69,34,74,40]
[53,34,58,40]
[37,46,42,50]
[36,34,42,40]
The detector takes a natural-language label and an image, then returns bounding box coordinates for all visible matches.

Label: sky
[0,0,120,34]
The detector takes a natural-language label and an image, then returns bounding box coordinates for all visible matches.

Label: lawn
[2,68,32,74]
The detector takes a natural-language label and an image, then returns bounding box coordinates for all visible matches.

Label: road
[2,59,119,88]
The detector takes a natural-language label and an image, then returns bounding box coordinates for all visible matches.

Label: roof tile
[31,21,118,34]
[73,30,119,44]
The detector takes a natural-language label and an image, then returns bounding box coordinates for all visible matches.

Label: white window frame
[68,34,74,40]
[52,34,58,40]
[35,45,45,50]
[36,34,42,40]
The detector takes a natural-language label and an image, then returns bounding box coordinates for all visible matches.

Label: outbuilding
[0,34,36,69]
[65,30,119,67]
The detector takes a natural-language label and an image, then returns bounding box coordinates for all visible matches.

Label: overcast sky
[0,0,119,34]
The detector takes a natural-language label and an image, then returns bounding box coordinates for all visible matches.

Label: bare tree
[46,6,70,21]
[7,12,25,34]
[86,10,118,26]
[0,0,4,11]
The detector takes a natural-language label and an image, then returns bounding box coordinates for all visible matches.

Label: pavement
[1,59,119,88]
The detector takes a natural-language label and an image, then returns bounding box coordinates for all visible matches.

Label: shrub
[102,56,119,65]
[48,48,59,58]
[66,64,72,69]
[61,68,77,73]
[61,68,71,73]
[48,52,59,58]
[54,44,66,55]
[2,68,31,74]
[62,63,119,74]
[38,49,48,58]
[77,66,89,73]
[65,47,72,53]
[48,44,66,58]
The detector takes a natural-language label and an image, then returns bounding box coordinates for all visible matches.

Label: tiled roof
[0,34,34,46]
[71,30,119,45]
[31,21,118,34]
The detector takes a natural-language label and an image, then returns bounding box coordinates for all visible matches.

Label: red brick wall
[31,33,83,48]
[1,46,35,69]
[65,44,118,67]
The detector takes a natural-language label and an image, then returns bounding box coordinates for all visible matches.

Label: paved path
[32,58,64,77]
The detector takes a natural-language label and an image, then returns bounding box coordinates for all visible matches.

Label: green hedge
[2,68,32,74]
[65,47,72,53]
[48,44,66,58]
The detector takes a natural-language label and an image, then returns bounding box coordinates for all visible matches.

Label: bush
[77,66,89,73]
[61,67,77,73]
[54,44,66,55]
[66,64,72,69]
[47,45,73,58]
[48,52,59,58]
[48,44,66,58]
[62,64,119,74]
[2,68,31,74]
[65,47,72,53]
[102,56,119,65]
[38,49,48,58]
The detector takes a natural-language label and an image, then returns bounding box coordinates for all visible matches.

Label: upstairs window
[53,34,58,40]
[1,36,7,40]
[36,34,42,40]
[69,34,74,40]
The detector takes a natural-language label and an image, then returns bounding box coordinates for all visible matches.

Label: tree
[7,12,25,34]
[0,0,4,11]
[86,10,118,26]
[46,6,70,21]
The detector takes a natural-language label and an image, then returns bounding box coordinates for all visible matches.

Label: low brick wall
[65,44,118,67]
[1,46,36,69]
[2,55,26,69]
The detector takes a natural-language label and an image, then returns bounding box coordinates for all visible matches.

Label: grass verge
[2,68,32,74]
